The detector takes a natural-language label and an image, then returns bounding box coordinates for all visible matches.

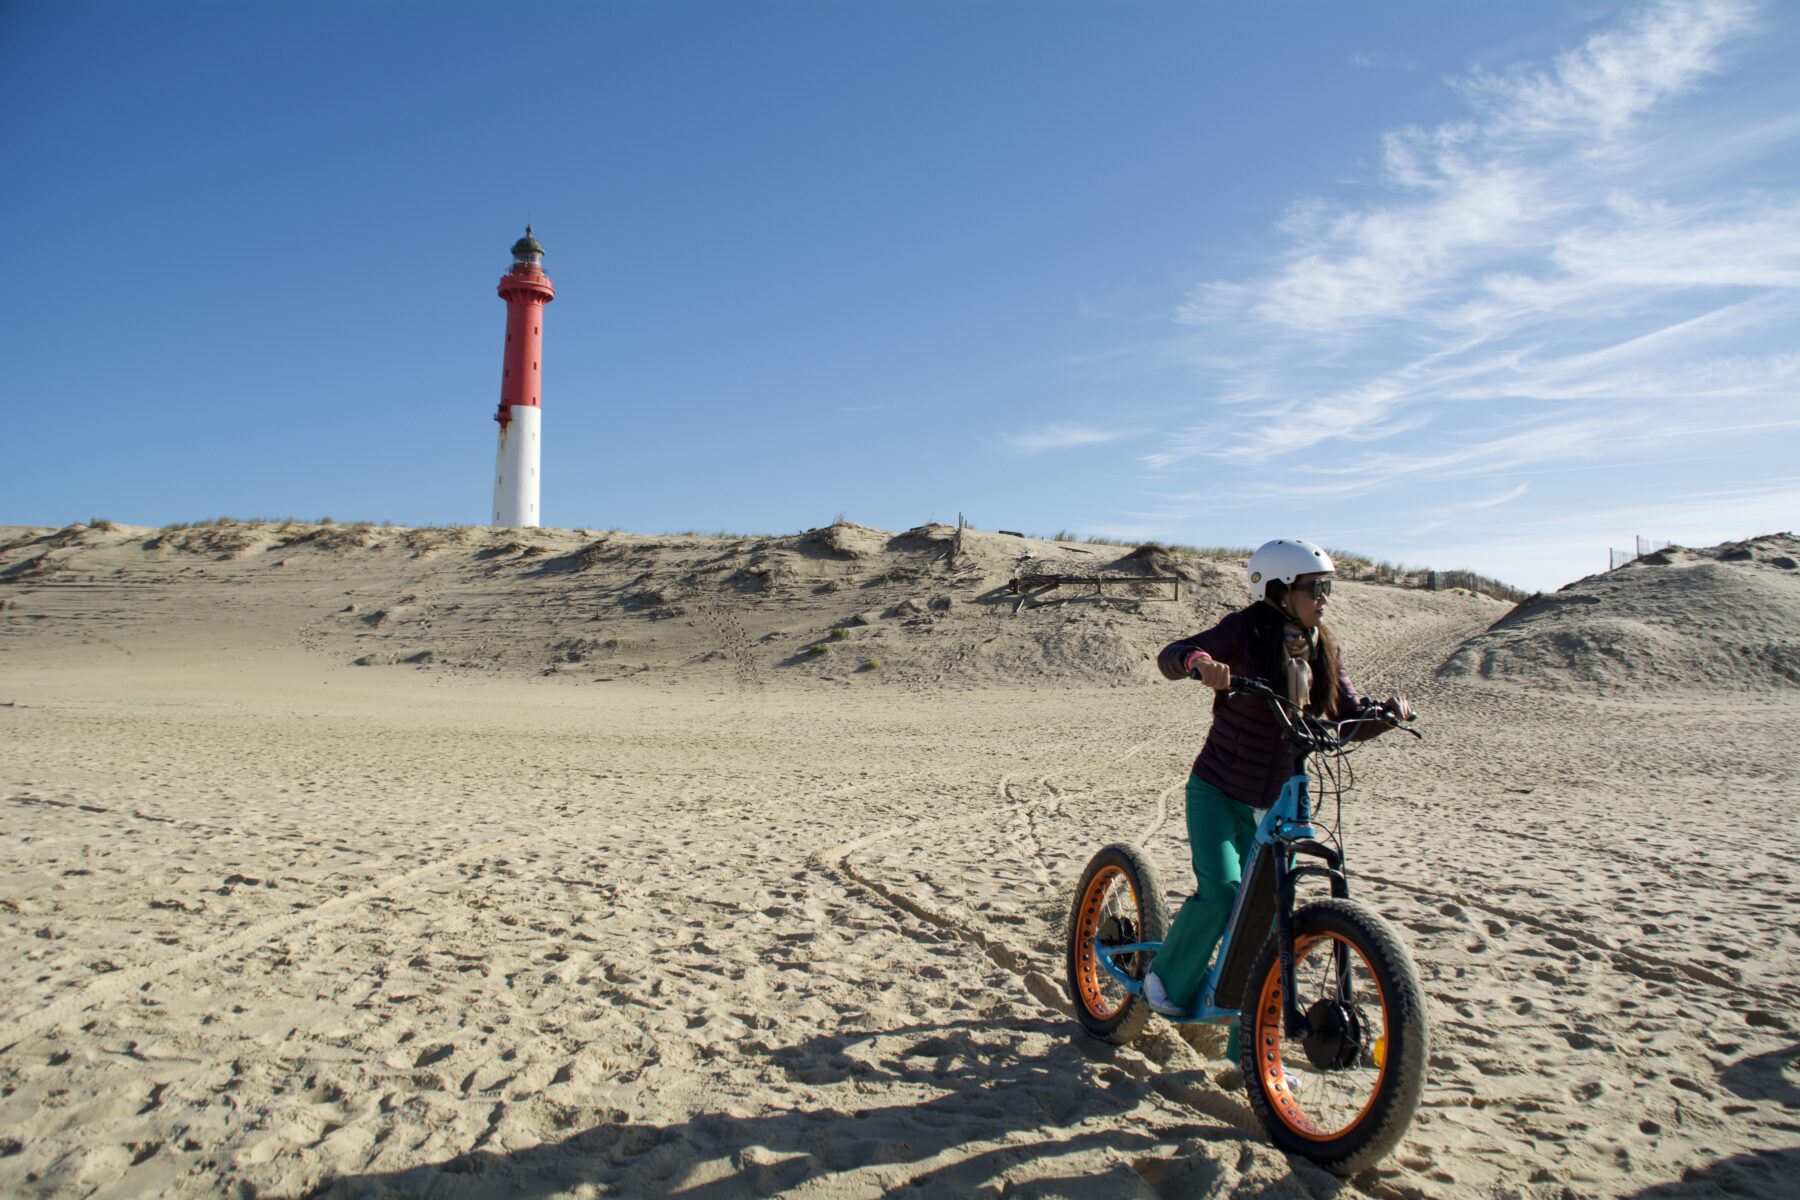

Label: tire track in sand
[0,830,564,1054]
[820,801,1270,1146]
[822,736,1160,979]
[814,742,1275,1146]
[0,761,975,1057]
[1361,871,1800,1011]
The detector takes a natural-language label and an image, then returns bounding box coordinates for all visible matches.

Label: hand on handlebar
[1355,694,1422,739]
[1215,673,1421,745]
[1185,654,1233,690]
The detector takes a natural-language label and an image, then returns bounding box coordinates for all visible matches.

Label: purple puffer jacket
[1157,607,1375,808]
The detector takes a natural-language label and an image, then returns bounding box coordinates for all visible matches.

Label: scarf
[1283,621,1316,709]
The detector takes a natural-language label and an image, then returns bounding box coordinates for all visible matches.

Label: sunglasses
[1291,579,1332,597]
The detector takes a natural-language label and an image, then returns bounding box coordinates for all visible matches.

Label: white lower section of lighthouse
[492,405,541,527]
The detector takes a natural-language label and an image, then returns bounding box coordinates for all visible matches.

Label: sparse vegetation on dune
[144,517,473,534]
[8,508,1695,693]
[1328,549,1528,603]
[1028,531,1525,602]
[90,516,1527,602]
[1045,532,1253,558]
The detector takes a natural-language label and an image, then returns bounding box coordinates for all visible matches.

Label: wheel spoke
[1066,844,1169,1046]
[1254,931,1389,1141]
[1075,866,1135,1021]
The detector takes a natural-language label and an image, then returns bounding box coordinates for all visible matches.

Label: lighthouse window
[534,325,539,334]
[533,361,538,370]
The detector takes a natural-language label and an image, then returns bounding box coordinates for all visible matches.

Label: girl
[1143,539,1412,1063]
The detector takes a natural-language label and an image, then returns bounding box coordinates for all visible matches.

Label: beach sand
[2,522,1796,1198]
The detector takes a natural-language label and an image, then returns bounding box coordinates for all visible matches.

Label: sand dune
[1,522,1796,1198]
[1441,533,1800,693]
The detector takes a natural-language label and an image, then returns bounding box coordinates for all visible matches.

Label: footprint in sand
[1561,1027,1611,1052]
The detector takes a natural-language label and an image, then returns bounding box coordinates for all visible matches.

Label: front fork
[1276,842,1351,1037]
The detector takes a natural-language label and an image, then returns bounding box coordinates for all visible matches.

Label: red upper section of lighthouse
[495,227,555,428]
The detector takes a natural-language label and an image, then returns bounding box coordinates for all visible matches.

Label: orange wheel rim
[1253,931,1389,1141]
[1073,865,1135,1021]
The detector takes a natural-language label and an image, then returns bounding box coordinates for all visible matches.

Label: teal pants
[1149,773,1261,1059]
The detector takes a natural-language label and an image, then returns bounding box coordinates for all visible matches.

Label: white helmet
[1246,538,1334,602]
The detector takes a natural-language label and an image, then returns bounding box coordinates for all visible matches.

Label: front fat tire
[1238,898,1430,1176]
[1063,843,1170,1045]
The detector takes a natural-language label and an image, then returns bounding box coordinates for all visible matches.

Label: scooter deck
[1094,939,1238,1025]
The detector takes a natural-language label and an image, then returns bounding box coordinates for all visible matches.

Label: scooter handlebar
[1224,676,1422,741]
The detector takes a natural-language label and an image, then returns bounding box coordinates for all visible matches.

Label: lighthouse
[492,227,555,527]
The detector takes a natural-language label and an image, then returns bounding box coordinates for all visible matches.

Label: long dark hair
[1251,582,1343,718]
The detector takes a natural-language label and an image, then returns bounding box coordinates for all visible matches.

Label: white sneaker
[1142,971,1187,1017]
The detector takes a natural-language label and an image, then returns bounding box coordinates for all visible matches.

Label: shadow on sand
[299,1017,1350,1199]
[1623,1146,1800,1198]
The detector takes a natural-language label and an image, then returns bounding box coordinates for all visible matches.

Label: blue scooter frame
[1093,768,1349,1033]
[1092,677,1387,1037]
[1063,675,1427,1176]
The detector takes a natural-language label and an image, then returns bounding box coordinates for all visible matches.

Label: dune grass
[1034,532,1524,602]
[132,516,1526,602]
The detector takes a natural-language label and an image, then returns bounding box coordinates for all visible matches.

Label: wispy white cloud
[1349,50,1419,72]
[1189,159,1540,334]
[1022,3,1794,589]
[1000,422,1128,455]
[1153,0,1785,497]
[1405,481,1529,536]
[1472,482,1530,508]
[1181,4,1769,344]
[1407,478,1800,591]
[1440,297,1800,401]
[1459,0,1752,143]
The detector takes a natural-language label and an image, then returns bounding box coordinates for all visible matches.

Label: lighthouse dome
[511,227,545,263]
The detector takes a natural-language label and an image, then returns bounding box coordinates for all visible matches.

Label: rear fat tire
[1063,843,1170,1045]
[1237,898,1429,1176]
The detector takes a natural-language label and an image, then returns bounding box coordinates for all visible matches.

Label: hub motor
[1301,999,1366,1071]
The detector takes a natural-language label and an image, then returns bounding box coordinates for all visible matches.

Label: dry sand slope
[1,521,1797,1199]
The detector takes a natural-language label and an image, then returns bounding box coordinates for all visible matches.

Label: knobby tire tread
[1063,842,1170,1045]
[1237,897,1430,1176]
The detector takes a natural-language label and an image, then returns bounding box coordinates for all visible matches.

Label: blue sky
[2,0,1795,592]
